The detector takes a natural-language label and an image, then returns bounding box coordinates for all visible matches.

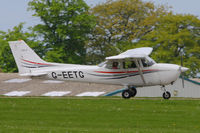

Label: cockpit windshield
[145,56,156,66]
[98,61,107,67]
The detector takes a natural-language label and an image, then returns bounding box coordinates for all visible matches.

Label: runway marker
[4,91,30,96]
[42,91,71,96]
[4,78,31,83]
[42,80,64,84]
[76,92,105,97]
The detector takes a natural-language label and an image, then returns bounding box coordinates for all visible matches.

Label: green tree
[133,14,200,77]
[87,0,168,64]
[0,23,43,72]
[28,0,95,64]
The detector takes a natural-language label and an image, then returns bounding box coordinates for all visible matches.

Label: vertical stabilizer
[9,40,49,74]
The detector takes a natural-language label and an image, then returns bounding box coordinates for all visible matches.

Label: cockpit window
[104,61,120,69]
[141,57,156,67]
[123,60,137,69]
[146,56,156,66]
[112,62,119,69]
[141,59,148,67]
[98,57,156,68]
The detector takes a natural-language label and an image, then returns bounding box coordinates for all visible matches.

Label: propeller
[179,48,189,88]
[180,53,185,88]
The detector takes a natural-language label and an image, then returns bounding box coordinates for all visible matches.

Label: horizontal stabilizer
[20,72,47,77]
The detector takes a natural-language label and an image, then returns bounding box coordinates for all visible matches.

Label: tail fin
[9,40,50,74]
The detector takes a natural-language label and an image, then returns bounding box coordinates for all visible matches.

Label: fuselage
[33,62,182,87]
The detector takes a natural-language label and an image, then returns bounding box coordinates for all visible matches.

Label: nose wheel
[122,86,137,99]
[161,86,171,99]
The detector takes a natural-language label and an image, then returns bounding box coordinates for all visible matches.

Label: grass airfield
[0,97,200,133]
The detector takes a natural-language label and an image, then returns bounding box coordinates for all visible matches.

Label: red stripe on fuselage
[94,69,158,74]
[22,59,52,66]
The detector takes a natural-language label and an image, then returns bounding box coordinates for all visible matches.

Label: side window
[112,62,119,69]
[123,60,136,69]
[106,61,120,69]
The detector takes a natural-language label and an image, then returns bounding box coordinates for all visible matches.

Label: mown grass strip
[0,97,200,133]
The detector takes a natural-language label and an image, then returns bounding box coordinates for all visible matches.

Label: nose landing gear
[161,85,171,99]
[122,86,137,99]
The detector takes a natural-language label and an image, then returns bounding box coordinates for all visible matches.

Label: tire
[122,90,131,99]
[130,87,137,97]
[162,91,171,99]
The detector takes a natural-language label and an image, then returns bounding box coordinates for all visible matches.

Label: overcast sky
[0,0,199,31]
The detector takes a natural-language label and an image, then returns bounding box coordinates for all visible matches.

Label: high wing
[106,47,153,85]
[106,47,153,60]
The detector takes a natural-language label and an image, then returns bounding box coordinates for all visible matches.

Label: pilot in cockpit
[112,62,119,69]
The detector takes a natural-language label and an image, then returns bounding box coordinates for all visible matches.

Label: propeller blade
[180,50,185,88]
[181,53,183,67]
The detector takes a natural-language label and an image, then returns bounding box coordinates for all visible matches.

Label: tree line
[0,0,199,77]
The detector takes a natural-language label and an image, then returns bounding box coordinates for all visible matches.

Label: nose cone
[180,67,189,72]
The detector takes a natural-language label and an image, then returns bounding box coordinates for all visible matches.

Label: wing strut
[135,59,146,85]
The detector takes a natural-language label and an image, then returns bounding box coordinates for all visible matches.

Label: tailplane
[9,40,51,75]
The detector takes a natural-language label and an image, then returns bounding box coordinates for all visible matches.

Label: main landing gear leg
[161,85,171,99]
[122,86,137,99]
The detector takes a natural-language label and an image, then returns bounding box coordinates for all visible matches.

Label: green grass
[0,97,200,133]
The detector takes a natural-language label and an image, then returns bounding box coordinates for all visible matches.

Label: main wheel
[130,87,137,97]
[162,91,171,99]
[122,90,132,99]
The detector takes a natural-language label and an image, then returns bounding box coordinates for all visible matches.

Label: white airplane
[9,40,188,99]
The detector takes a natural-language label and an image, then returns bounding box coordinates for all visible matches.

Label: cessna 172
[9,40,188,99]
